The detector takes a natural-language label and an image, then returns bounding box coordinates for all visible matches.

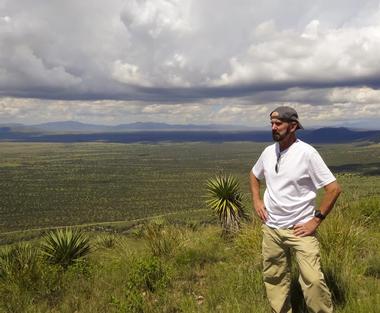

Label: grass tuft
[143,220,184,258]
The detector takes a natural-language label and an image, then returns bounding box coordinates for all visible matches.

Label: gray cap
[270,106,304,130]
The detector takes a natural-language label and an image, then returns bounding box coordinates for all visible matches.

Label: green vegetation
[41,228,91,269]
[0,142,379,312]
[1,141,379,235]
[143,219,183,258]
[206,174,248,235]
[0,142,265,234]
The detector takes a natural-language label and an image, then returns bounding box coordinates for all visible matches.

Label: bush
[0,243,40,289]
[143,220,183,258]
[94,233,118,249]
[128,256,170,293]
[110,256,171,313]
[0,243,63,312]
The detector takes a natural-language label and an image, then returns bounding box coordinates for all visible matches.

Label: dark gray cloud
[1,0,380,101]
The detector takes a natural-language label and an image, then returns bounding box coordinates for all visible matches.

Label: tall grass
[143,219,184,258]
[0,243,62,313]
[317,197,380,312]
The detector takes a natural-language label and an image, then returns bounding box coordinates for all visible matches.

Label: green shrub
[144,220,183,258]
[0,243,40,288]
[111,256,171,313]
[129,224,146,238]
[94,233,118,249]
[41,228,91,269]
[0,243,61,313]
[128,256,170,293]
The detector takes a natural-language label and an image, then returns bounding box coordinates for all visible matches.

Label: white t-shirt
[251,139,336,229]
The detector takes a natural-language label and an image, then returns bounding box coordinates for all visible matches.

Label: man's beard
[272,128,290,142]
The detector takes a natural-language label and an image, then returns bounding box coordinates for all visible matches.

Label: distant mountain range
[1,121,380,144]
[0,121,254,133]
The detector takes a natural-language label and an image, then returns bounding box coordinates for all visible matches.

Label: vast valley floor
[0,141,379,234]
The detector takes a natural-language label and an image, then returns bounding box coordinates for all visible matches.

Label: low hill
[0,122,380,144]
[299,127,380,143]
[5,121,254,133]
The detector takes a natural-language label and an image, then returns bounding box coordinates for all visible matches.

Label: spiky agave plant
[206,174,247,235]
[41,228,90,269]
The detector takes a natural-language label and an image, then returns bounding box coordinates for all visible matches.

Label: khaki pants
[262,224,333,313]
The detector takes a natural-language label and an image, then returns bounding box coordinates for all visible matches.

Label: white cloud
[1,0,377,95]
[121,0,192,38]
[112,60,150,86]
[1,0,380,128]
[215,17,380,86]
[1,93,380,128]
[328,87,380,104]
[1,15,11,23]
[301,20,320,40]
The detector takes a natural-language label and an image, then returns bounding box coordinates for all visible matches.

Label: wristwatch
[314,210,326,220]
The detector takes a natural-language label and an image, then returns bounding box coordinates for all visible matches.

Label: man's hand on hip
[254,200,268,222]
[293,218,321,237]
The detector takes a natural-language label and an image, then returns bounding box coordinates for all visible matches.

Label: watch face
[314,211,325,219]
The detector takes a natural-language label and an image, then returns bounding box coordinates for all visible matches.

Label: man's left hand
[293,218,321,237]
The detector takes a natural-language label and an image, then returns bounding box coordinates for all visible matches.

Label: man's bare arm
[249,171,268,222]
[293,181,342,236]
[317,180,342,217]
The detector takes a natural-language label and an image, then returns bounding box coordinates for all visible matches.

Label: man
[249,106,341,313]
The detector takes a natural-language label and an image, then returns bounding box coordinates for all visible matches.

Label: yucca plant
[40,228,90,269]
[206,174,247,235]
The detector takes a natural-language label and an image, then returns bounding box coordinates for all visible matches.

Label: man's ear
[289,122,298,133]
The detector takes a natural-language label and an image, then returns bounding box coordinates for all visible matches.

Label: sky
[1,0,380,129]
